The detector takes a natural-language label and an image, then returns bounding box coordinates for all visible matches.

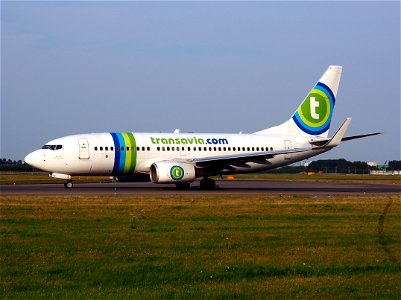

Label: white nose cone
[24,151,42,169]
[24,152,34,166]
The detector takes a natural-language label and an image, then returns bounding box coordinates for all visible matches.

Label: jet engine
[150,161,196,183]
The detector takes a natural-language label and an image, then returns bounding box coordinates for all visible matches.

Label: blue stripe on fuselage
[116,132,126,174]
[111,133,120,175]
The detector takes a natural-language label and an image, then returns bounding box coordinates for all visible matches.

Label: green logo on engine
[170,166,184,180]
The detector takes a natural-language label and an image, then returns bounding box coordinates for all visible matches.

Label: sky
[1,1,400,163]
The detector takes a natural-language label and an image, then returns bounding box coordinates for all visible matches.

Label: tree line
[0,159,36,172]
[306,159,400,174]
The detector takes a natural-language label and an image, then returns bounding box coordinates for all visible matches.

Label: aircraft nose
[24,151,42,169]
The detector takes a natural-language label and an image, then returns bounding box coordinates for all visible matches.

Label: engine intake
[150,161,196,183]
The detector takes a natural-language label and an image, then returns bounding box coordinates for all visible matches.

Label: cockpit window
[42,144,63,150]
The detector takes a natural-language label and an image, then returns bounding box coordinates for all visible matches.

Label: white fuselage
[25,132,325,179]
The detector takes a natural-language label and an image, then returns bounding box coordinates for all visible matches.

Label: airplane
[24,65,380,189]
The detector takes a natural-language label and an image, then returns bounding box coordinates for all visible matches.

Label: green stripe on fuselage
[121,132,131,173]
[127,132,137,173]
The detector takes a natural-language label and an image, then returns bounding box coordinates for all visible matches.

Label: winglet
[322,117,352,148]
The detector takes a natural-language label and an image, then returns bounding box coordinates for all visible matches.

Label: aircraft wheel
[200,178,216,190]
[64,181,73,189]
[176,182,191,190]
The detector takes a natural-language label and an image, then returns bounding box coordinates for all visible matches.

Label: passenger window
[167,147,170,151]
[188,147,190,151]
[94,147,98,151]
[228,147,231,151]
[157,147,160,151]
[256,147,259,151]
[218,147,221,151]
[121,147,124,151]
[199,147,202,151]
[209,147,212,151]
[100,147,103,151]
[116,147,119,151]
[252,147,255,151]
[223,147,226,151]
[105,147,108,151]
[214,147,217,151]
[261,147,264,151]
[233,147,236,151]
[111,146,114,151]
[172,147,175,151]
[147,147,150,151]
[270,147,273,151]
[242,147,245,151]
[162,147,165,151]
[193,147,196,151]
[142,147,145,151]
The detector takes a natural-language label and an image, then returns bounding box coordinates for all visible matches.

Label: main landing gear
[175,178,216,190]
[175,182,191,190]
[200,177,216,190]
[64,180,73,189]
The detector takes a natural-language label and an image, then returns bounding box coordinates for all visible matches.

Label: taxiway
[1,180,399,197]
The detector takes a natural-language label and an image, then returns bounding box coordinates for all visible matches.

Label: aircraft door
[284,140,292,150]
[284,140,292,160]
[78,138,90,159]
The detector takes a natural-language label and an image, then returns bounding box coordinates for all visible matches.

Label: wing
[190,148,309,168]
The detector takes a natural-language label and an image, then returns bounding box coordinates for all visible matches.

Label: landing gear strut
[64,180,73,189]
[200,178,216,190]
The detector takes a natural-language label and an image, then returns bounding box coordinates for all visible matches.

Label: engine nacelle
[150,161,196,183]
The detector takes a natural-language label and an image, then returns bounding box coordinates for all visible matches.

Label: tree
[388,160,401,170]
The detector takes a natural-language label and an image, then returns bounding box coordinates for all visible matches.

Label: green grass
[1,195,400,299]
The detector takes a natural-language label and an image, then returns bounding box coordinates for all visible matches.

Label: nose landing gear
[64,180,73,189]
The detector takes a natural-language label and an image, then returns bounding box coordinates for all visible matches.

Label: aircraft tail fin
[254,65,342,138]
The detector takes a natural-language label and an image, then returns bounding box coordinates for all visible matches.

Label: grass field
[1,171,400,185]
[1,195,400,299]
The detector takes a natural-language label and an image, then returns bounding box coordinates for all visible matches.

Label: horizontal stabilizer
[310,130,382,147]
[342,132,382,141]
[310,118,351,148]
